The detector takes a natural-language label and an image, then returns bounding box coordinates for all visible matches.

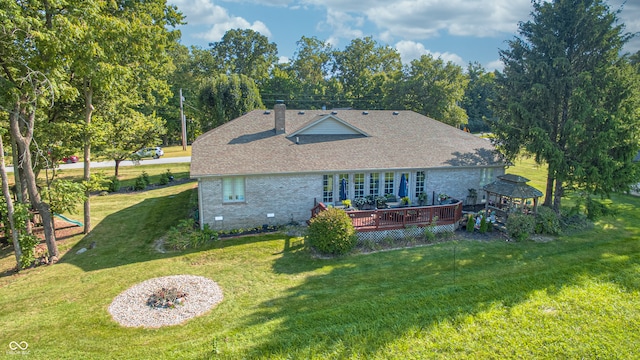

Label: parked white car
[134,146,164,159]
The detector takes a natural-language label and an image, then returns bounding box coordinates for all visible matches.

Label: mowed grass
[0,159,638,359]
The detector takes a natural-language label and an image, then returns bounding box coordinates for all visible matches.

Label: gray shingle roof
[190,109,504,177]
[482,174,543,199]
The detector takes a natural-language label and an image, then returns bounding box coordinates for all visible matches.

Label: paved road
[6,156,191,172]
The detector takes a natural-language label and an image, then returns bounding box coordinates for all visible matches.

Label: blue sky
[170,0,640,71]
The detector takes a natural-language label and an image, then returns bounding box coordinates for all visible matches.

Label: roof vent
[264,110,271,115]
[298,111,305,115]
[392,111,400,115]
[362,111,369,115]
[331,111,338,115]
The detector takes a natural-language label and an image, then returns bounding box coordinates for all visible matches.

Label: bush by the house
[466,214,474,233]
[506,213,535,241]
[535,206,561,235]
[479,215,488,234]
[307,208,357,255]
[165,219,218,250]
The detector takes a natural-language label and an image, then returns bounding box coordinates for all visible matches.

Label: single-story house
[190,103,506,230]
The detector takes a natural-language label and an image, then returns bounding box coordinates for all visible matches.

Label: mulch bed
[33,217,85,241]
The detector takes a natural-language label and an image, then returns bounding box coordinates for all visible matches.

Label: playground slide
[53,213,83,227]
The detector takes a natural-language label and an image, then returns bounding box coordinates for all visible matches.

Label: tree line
[177,32,491,136]
[1,0,638,270]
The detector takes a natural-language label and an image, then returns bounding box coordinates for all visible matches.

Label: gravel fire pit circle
[108,275,223,328]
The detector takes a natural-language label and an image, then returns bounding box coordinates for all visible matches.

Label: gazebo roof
[482,174,543,199]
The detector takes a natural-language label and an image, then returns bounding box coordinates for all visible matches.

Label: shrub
[535,206,561,235]
[466,214,475,233]
[165,219,218,250]
[134,175,147,191]
[307,208,357,255]
[479,215,488,234]
[0,202,41,269]
[108,176,121,192]
[158,169,175,185]
[159,172,170,185]
[141,171,151,186]
[506,213,535,241]
[560,211,593,233]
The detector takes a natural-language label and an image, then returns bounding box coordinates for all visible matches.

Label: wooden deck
[311,201,463,232]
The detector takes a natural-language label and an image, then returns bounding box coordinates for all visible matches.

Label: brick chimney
[274,100,285,134]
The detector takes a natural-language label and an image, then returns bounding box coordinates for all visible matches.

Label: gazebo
[482,174,543,222]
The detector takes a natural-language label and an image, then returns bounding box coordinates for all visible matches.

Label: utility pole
[179,88,187,150]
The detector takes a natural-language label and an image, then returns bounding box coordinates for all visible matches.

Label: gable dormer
[287,114,370,138]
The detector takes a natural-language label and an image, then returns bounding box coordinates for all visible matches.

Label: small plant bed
[217,225,282,238]
[147,287,188,309]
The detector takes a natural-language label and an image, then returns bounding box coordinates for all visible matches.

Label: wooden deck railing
[310,201,463,232]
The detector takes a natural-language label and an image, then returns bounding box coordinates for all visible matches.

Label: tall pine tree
[493,0,640,211]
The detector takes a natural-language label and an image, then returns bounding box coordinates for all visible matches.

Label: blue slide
[53,213,83,227]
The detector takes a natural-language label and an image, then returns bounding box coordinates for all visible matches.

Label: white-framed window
[222,177,245,203]
[369,173,380,196]
[384,172,394,195]
[354,173,365,199]
[415,171,426,197]
[480,168,494,186]
[323,174,333,204]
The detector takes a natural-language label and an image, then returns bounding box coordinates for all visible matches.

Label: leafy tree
[0,0,82,260]
[398,54,469,127]
[493,0,640,211]
[461,62,497,132]
[332,37,402,109]
[160,44,201,144]
[261,63,301,108]
[66,0,182,232]
[93,106,166,176]
[42,180,87,217]
[199,74,264,131]
[210,29,278,84]
[0,129,22,269]
[288,36,334,108]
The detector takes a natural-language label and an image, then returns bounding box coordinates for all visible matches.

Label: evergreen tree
[493,0,640,211]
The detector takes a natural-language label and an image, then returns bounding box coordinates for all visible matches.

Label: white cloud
[317,8,364,45]
[197,19,272,43]
[395,40,464,66]
[278,55,290,64]
[171,0,272,43]
[485,59,504,72]
[303,0,532,43]
[367,0,530,40]
[610,0,640,55]
[171,0,223,25]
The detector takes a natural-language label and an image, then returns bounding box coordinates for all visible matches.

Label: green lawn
[0,160,638,359]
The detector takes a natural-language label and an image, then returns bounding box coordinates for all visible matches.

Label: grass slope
[0,160,638,359]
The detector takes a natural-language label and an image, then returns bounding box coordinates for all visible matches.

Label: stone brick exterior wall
[198,173,321,230]
[197,166,505,230]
